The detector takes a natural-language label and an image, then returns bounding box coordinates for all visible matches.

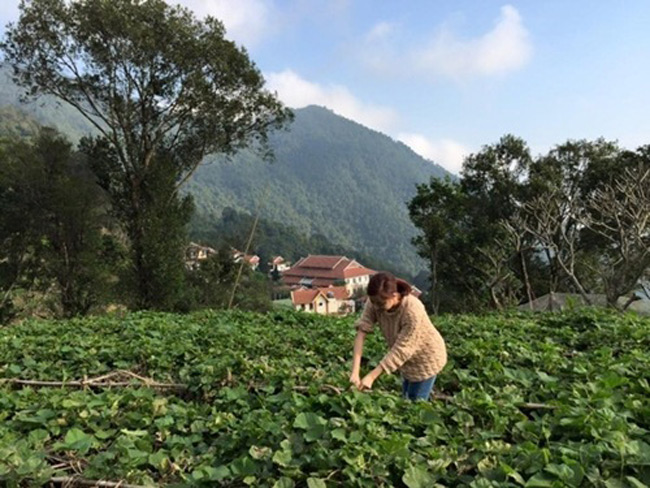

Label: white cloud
[174,0,274,47]
[266,69,399,133]
[265,70,469,174]
[366,21,398,42]
[397,133,469,175]
[362,5,532,80]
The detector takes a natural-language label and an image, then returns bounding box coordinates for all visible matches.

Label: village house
[290,285,354,316]
[186,243,261,271]
[281,255,375,295]
[268,256,291,273]
[231,249,260,271]
[185,242,217,270]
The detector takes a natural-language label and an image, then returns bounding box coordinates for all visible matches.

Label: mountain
[0,64,450,275]
[186,106,450,275]
[0,66,96,142]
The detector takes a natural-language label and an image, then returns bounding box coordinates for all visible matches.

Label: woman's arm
[350,299,377,387]
[350,330,366,387]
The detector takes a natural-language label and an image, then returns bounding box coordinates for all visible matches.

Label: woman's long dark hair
[367,272,412,299]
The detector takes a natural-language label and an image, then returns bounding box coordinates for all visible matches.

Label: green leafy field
[1,309,649,487]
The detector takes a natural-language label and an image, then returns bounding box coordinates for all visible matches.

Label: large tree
[2,0,292,309]
[0,128,115,318]
[408,177,467,314]
[523,139,626,303]
[409,135,534,312]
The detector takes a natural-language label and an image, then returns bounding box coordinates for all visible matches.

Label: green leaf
[525,472,556,488]
[331,428,347,442]
[61,428,95,454]
[500,463,525,485]
[626,477,648,488]
[603,480,625,488]
[249,445,272,460]
[403,466,434,488]
[294,412,327,430]
[272,449,292,467]
[544,464,574,481]
[273,478,295,488]
[304,425,327,442]
[306,478,327,488]
[230,456,257,476]
[148,450,168,468]
[202,465,230,481]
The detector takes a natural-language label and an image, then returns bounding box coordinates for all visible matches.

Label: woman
[349,272,447,400]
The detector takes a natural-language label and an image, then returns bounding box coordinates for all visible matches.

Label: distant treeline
[189,207,412,279]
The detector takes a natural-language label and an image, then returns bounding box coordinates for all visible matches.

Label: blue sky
[2,1,650,174]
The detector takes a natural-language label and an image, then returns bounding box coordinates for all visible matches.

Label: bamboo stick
[49,476,149,488]
[1,378,186,390]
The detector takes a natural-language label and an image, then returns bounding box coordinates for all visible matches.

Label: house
[282,255,375,295]
[185,242,217,269]
[290,285,355,316]
[231,248,260,271]
[268,256,291,273]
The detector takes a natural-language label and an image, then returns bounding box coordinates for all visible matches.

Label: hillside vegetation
[0,65,449,277]
[1,309,648,486]
[186,105,449,276]
[0,67,96,143]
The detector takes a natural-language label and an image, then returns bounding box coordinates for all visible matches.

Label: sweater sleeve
[354,299,376,333]
[379,299,423,374]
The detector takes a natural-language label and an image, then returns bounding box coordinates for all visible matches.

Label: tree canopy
[2,0,292,310]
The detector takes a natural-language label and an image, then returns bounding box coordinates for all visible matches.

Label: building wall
[345,274,370,294]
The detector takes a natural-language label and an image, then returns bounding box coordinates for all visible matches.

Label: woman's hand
[358,373,375,391]
[358,365,383,392]
[349,371,361,388]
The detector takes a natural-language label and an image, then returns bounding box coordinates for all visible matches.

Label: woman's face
[370,292,401,311]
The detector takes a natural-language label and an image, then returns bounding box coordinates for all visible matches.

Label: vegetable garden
[1,309,649,487]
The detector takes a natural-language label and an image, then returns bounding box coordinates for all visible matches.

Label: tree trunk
[520,249,534,310]
[430,248,439,315]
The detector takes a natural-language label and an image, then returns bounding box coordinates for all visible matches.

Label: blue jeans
[402,375,436,401]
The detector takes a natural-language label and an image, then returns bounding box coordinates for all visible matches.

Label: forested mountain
[1,65,450,276]
[187,105,450,275]
[0,66,95,142]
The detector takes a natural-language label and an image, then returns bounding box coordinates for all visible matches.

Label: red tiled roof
[291,286,350,305]
[321,286,350,300]
[283,255,375,282]
[291,288,321,305]
[294,255,346,269]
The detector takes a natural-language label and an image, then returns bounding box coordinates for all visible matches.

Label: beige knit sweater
[355,294,447,381]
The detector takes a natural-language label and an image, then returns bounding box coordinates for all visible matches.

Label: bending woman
[350,272,447,401]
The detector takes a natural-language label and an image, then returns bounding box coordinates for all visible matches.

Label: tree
[2,0,292,309]
[460,134,532,232]
[83,138,194,310]
[185,247,271,313]
[0,128,114,318]
[408,177,467,313]
[409,136,534,313]
[523,139,626,304]
[579,161,650,308]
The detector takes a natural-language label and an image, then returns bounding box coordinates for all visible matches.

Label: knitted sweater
[355,294,447,381]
